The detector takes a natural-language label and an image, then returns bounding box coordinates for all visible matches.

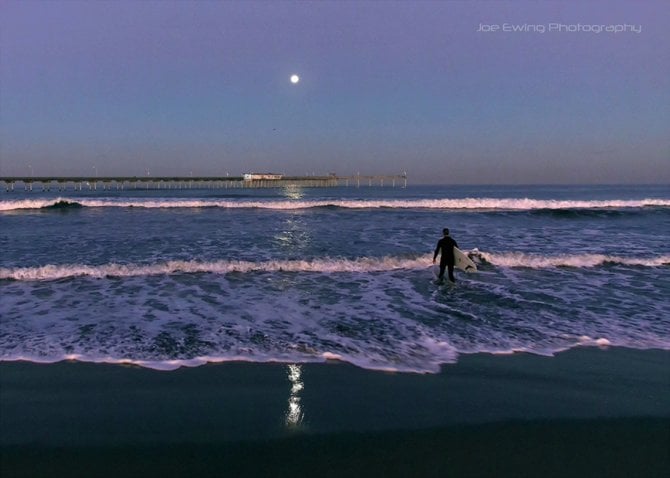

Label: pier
[0,173,407,192]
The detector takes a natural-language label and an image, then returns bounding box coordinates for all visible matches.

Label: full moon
[290,74,300,84]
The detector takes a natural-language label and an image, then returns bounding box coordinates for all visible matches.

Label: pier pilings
[1,174,407,192]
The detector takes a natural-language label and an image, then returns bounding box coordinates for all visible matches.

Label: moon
[290,74,300,84]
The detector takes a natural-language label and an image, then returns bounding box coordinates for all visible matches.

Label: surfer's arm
[433,241,441,262]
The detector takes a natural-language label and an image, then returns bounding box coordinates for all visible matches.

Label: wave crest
[1,252,668,281]
[473,251,670,268]
[2,197,669,212]
[0,256,428,281]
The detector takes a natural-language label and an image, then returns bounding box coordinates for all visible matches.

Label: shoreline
[2,346,669,476]
[1,341,667,373]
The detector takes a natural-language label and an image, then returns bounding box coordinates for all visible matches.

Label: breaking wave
[41,200,83,210]
[1,197,669,212]
[472,251,670,269]
[2,252,668,281]
[0,256,428,281]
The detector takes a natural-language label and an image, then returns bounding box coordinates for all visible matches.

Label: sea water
[1,185,668,373]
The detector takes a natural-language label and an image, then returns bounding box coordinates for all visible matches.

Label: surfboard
[432,248,477,283]
[454,247,477,272]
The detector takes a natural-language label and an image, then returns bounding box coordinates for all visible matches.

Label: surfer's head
[443,228,450,236]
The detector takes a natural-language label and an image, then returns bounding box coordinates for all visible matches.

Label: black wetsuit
[434,236,458,282]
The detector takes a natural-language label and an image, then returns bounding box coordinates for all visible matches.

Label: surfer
[433,228,458,283]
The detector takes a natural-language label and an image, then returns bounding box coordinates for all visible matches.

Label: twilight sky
[1,0,668,184]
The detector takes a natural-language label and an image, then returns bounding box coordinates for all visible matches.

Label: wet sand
[1,347,669,477]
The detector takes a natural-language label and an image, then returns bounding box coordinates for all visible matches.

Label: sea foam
[473,251,670,268]
[2,197,669,211]
[1,252,668,281]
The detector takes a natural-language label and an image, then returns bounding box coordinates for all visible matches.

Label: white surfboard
[432,248,478,282]
[454,247,477,272]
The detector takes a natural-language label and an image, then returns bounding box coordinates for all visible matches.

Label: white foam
[476,251,670,268]
[321,352,344,361]
[1,273,667,374]
[2,250,668,282]
[577,336,612,348]
[2,197,669,211]
[0,256,430,281]
[0,340,637,373]
[0,198,74,211]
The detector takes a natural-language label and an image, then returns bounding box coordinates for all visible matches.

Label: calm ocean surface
[1,184,669,373]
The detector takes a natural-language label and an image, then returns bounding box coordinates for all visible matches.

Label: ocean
[1,184,669,374]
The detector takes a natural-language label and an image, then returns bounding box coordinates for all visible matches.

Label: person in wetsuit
[433,228,458,283]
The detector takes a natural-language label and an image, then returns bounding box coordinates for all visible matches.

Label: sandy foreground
[1,347,668,477]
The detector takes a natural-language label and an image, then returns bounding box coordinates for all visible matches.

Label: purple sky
[1,0,668,183]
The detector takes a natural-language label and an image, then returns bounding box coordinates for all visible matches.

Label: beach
[2,347,668,477]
